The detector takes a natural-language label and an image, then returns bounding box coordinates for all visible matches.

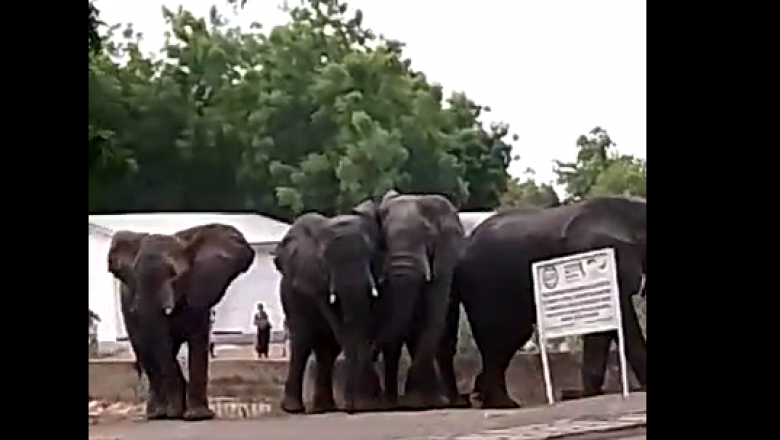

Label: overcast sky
[96,0,646,185]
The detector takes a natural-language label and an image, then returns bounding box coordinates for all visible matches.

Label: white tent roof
[458,211,495,235]
[88,212,290,245]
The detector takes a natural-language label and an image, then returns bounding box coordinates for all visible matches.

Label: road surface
[90,393,645,440]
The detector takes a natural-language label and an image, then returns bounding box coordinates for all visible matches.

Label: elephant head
[108,224,255,315]
[354,190,465,348]
[274,212,380,358]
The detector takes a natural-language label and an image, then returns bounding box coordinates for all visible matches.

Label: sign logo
[585,255,609,275]
[539,265,559,289]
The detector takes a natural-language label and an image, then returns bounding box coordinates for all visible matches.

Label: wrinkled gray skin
[439,196,646,408]
[108,224,254,421]
[273,212,382,414]
[358,190,466,410]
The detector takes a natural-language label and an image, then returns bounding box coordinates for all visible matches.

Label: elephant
[357,190,467,410]
[273,211,382,414]
[107,224,254,421]
[440,196,646,408]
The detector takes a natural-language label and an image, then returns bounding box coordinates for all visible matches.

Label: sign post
[531,248,629,405]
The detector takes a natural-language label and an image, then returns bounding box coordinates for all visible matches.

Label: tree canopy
[552,126,646,201]
[87,0,513,220]
[88,0,645,219]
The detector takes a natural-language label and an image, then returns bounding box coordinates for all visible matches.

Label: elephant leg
[475,346,518,409]
[436,343,468,408]
[142,323,186,419]
[124,316,168,419]
[435,298,469,408]
[578,332,614,398]
[382,343,402,409]
[281,332,313,414]
[310,344,338,414]
[470,315,531,409]
[405,281,451,409]
[183,313,215,421]
[620,293,647,389]
[162,337,186,419]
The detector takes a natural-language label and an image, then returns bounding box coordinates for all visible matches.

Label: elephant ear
[175,224,256,308]
[272,235,295,275]
[353,199,378,219]
[107,230,147,286]
[381,189,400,204]
[178,224,253,271]
[274,215,328,292]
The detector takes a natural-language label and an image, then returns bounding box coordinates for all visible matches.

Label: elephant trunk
[136,305,173,379]
[330,265,375,366]
[340,290,374,364]
[374,251,430,347]
[373,275,422,349]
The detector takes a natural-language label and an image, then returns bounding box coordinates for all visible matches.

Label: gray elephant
[273,211,382,414]
[439,196,646,408]
[108,224,254,421]
[358,190,466,410]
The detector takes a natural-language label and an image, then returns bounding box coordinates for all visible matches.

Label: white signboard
[531,247,629,404]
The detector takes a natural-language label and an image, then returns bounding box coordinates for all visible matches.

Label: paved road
[90,393,645,440]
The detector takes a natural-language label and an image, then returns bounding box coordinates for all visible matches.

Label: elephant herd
[106,190,647,421]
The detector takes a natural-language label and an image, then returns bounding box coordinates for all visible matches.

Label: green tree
[553,127,646,200]
[89,0,516,219]
[89,2,138,210]
[499,169,560,209]
[88,2,102,54]
[589,155,646,198]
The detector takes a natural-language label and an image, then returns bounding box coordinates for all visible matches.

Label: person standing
[253,303,271,359]
[88,309,101,357]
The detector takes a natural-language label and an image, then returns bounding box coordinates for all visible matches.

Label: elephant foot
[164,401,186,419]
[399,388,451,411]
[145,405,169,420]
[446,393,472,409]
[473,391,521,409]
[427,393,451,409]
[560,388,604,401]
[382,394,400,410]
[183,406,215,421]
[344,397,382,414]
[280,397,306,414]
[309,395,337,414]
[399,391,434,411]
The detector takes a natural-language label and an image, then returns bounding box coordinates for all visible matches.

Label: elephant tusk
[163,307,173,315]
[329,293,336,304]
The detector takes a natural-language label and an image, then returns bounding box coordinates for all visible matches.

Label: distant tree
[554,127,646,200]
[498,168,560,209]
[589,155,646,198]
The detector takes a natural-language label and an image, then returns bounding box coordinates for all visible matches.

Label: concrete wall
[88,352,640,408]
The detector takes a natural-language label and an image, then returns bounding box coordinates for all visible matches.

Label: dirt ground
[89,349,639,410]
[89,393,647,440]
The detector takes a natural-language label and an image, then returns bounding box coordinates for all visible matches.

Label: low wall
[88,352,640,408]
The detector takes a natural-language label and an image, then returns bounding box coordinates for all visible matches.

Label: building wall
[212,246,283,334]
[88,232,123,341]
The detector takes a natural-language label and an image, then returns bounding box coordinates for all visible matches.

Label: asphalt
[89,392,646,440]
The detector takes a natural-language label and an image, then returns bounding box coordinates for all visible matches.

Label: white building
[88,213,290,342]
[458,211,495,235]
